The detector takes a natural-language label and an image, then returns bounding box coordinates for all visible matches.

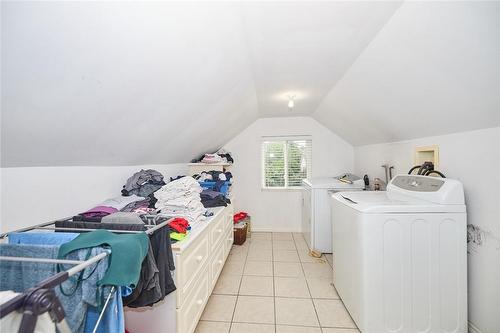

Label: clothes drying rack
[0,217,173,333]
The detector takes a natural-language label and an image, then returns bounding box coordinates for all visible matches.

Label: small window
[261,137,312,189]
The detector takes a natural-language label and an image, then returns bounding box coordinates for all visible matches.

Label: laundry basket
[233,223,248,245]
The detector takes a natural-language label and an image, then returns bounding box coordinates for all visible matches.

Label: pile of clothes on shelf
[200,189,231,208]
[194,170,233,182]
[121,169,166,205]
[154,176,206,225]
[68,164,236,248]
[192,170,233,208]
[191,149,234,164]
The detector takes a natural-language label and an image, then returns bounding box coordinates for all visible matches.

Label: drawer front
[210,242,225,289]
[177,264,210,333]
[177,232,209,307]
[210,214,226,251]
[224,224,234,259]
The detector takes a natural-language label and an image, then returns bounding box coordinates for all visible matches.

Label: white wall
[224,116,354,232]
[354,127,500,333]
[0,163,187,232]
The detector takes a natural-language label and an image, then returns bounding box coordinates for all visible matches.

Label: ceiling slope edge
[312,1,500,146]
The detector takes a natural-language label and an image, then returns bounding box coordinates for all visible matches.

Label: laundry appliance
[301,174,364,253]
[330,174,467,333]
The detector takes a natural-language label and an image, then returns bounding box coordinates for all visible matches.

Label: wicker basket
[233,223,248,245]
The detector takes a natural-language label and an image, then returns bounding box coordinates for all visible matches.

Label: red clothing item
[168,217,190,234]
[233,212,248,223]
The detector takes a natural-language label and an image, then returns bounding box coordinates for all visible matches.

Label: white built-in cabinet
[125,204,234,333]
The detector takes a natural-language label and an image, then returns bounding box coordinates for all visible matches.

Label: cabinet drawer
[224,225,234,259]
[176,264,209,333]
[210,243,225,289]
[210,214,226,251]
[176,232,209,307]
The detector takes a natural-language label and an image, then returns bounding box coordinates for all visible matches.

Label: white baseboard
[468,322,483,333]
[250,227,302,233]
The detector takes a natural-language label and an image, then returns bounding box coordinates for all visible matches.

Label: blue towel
[84,287,125,333]
[8,232,79,245]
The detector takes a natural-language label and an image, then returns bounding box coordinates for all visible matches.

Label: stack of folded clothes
[154,177,205,225]
[200,189,231,208]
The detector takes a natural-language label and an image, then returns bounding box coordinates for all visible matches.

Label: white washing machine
[330,175,467,333]
[302,174,364,253]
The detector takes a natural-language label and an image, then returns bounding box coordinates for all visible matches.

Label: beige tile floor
[196,232,360,333]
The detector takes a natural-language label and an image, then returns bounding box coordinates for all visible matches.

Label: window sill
[261,187,305,192]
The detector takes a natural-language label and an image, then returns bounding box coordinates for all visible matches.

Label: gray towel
[101,212,145,224]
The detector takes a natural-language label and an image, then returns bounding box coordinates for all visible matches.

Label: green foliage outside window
[263,140,311,188]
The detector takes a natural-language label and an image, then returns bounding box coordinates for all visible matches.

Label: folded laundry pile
[154,177,205,224]
[200,153,224,164]
[194,170,233,182]
[200,189,231,208]
[168,217,191,242]
[192,149,234,164]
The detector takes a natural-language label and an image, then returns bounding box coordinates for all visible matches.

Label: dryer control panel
[387,175,464,205]
[391,175,444,192]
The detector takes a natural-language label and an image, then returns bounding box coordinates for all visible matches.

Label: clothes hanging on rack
[84,287,124,333]
[1,217,175,333]
[0,244,113,333]
[58,230,149,288]
[8,232,80,245]
[6,232,125,333]
[51,219,177,304]
[123,223,176,307]
[55,219,147,232]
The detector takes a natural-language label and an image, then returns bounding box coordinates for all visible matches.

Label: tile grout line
[229,238,250,332]
[299,233,324,332]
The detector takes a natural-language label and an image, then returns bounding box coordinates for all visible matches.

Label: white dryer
[330,175,467,333]
[302,174,364,253]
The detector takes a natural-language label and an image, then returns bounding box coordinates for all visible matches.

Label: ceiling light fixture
[287,95,295,109]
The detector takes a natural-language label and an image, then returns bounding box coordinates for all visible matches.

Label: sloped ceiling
[1,2,259,167]
[313,1,500,145]
[240,1,402,117]
[2,1,499,167]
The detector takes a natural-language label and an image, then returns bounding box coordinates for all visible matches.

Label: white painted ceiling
[313,1,500,145]
[2,1,499,167]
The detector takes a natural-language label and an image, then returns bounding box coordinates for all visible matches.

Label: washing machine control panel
[391,175,444,192]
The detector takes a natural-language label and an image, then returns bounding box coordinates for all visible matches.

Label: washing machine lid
[303,177,365,189]
[331,191,466,213]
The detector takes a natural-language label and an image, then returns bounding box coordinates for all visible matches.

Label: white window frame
[261,136,312,190]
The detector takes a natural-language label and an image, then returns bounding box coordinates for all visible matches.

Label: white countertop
[171,206,227,253]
